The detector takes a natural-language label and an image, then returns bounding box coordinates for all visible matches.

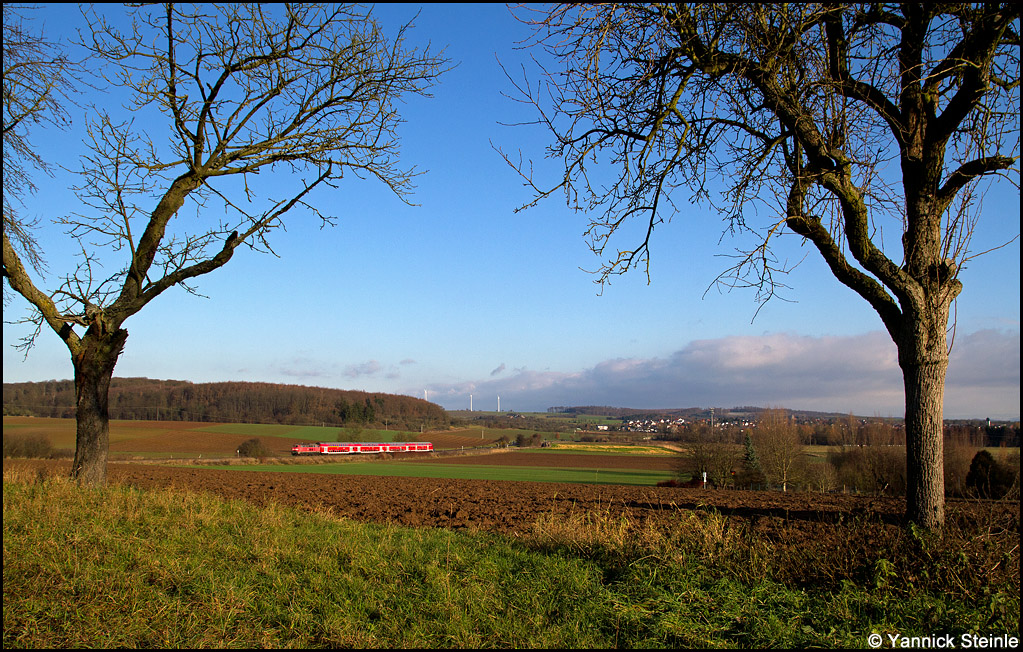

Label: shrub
[831,446,906,495]
[965,450,1016,499]
[805,460,838,493]
[237,438,272,459]
[732,466,767,490]
[3,434,55,459]
[340,425,366,442]
[515,433,545,448]
[944,441,978,497]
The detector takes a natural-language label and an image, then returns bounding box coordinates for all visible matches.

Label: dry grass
[5,466,1019,649]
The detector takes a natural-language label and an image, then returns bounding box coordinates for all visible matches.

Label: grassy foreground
[3,468,1018,649]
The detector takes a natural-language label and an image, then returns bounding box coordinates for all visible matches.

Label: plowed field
[7,459,1018,559]
[2,417,507,457]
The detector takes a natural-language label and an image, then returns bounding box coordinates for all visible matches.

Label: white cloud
[274,356,335,380]
[343,360,383,378]
[423,330,1020,419]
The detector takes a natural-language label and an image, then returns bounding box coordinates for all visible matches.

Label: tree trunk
[70,326,128,485]
[900,336,948,530]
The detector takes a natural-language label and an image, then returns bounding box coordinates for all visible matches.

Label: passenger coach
[291,441,434,455]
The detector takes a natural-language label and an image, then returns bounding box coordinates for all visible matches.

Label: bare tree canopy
[2,4,81,274]
[2,3,447,485]
[507,3,1019,529]
[752,409,806,492]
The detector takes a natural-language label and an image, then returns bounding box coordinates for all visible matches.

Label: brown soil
[8,458,1017,556]
[109,432,316,457]
[3,416,512,457]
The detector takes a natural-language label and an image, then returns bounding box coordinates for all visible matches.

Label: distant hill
[3,378,447,430]
[549,405,864,422]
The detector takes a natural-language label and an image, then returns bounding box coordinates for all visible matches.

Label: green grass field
[194,461,673,486]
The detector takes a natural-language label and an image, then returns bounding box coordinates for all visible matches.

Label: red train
[291,441,434,455]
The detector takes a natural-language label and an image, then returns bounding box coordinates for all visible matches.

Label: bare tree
[2,4,447,485]
[679,423,740,486]
[505,4,1019,529]
[806,460,838,494]
[679,423,713,482]
[2,4,81,275]
[751,409,806,492]
[704,443,742,488]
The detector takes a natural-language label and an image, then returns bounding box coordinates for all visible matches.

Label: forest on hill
[2,378,448,431]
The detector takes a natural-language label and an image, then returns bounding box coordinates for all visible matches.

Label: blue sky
[3,4,1020,420]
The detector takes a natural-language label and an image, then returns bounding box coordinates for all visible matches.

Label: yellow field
[546,441,681,455]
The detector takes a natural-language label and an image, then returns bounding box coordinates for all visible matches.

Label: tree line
[666,409,1019,499]
[3,378,448,431]
[657,415,1020,450]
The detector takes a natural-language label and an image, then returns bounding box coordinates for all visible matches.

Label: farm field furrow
[9,457,1016,580]
[2,458,913,541]
[2,417,503,458]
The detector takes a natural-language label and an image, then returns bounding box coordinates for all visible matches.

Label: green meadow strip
[198,423,303,436]
[191,461,674,486]
[523,446,675,456]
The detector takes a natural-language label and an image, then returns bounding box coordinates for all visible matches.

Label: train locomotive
[291,441,434,455]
